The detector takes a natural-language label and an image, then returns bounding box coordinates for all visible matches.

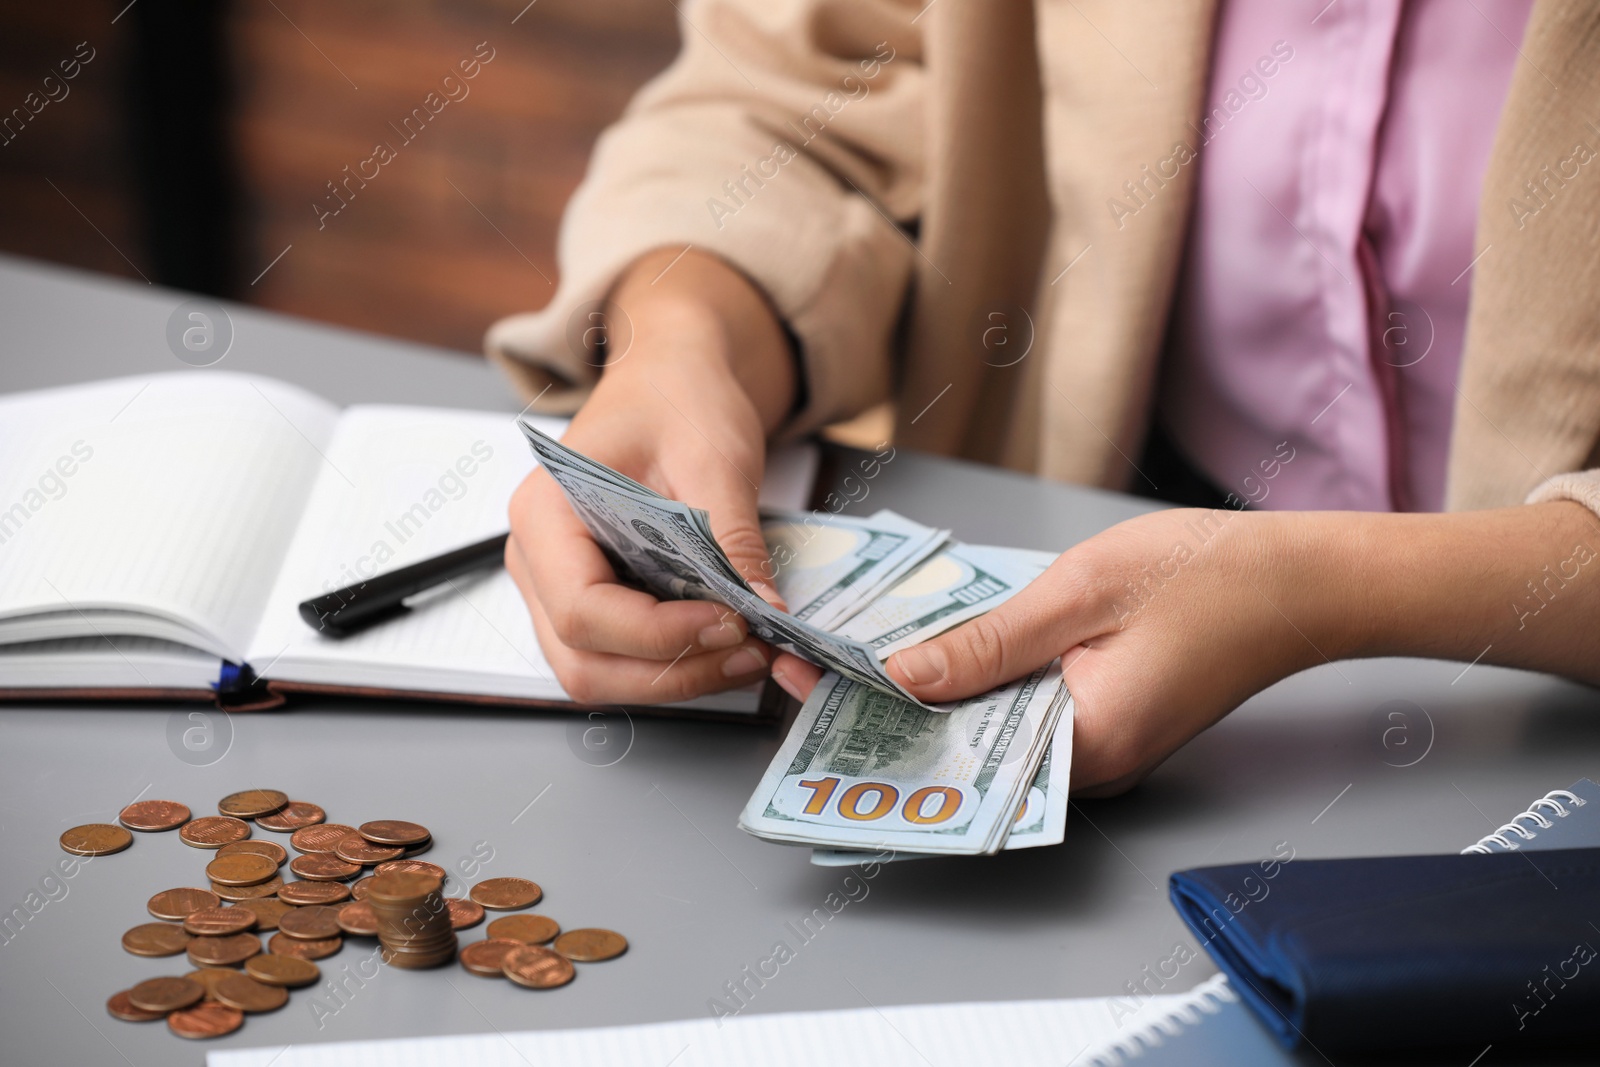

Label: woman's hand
[875,507,1321,795]
[874,500,1600,796]
[506,249,798,706]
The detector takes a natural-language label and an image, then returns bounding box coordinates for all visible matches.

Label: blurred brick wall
[0,0,678,355]
[0,2,142,282]
[232,0,678,352]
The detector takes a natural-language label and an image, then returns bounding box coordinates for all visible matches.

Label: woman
[488,0,1600,794]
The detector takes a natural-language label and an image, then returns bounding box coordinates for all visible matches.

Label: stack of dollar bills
[520,423,1073,863]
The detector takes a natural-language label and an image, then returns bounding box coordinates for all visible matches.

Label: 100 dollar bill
[808,705,1072,866]
[738,665,1070,855]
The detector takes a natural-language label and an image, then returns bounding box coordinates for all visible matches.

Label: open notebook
[0,372,814,718]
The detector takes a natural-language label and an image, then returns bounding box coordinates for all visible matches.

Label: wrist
[1233,510,1364,670]
[605,248,797,432]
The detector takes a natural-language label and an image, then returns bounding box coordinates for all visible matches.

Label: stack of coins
[366,871,457,969]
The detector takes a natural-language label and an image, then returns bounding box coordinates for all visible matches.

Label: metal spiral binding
[1086,973,1236,1066]
[1460,789,1585,854]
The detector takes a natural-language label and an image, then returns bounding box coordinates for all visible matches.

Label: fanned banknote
[737,665,1071,855]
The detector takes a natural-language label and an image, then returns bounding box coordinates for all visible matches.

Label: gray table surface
[2,254,1597,1066]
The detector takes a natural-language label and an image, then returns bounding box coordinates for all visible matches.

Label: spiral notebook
[1095,777,1600,1067]
[208,779,1600,1067]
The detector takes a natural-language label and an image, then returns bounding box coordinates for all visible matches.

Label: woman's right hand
[505,249,806,706]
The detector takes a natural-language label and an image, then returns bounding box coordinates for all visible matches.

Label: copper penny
[501,944,575,989]
[215,973,287,1013]
[122,922,191,957]
[183,968,237,1001]
[148,887,221,921]
[277,905,342,940]
[278,879,350,906]
[357,820,431,847]
[106,989,165,1021]
[335,833,403,865]
[118,799,191,832]
[183,907,257,937]
[59,823,132,856]
[487,914,560,945]
[217,789,289,819]
[553,928,628,962]
[365,870,442,902]
[180,816,250,849]
[186,931,262,967]
[255,800,326,832]
[246,953,321,987]
[373,858,446,880]
[212,876,284,901]
[460,938,522,978]
[469,877,542,911]
[127,975,204,1013]
[268,931,342,960]
[206,852,279,887]
[447,898,485,930]
[349,876,374,901]
[218,839,287,866]
[230,897,294,931]
[336,900,378,936]
[290,853,361,881]
[289,823,358,854]
[167,1001,244,1039]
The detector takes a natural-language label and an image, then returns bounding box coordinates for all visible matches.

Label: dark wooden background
[0,0,679,355]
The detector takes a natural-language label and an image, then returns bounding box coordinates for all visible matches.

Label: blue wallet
[1169,847,1600,1053]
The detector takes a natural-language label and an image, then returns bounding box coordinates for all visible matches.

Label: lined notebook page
[0,373,337,659]
[247,406,567,699]
[208,984,1212,1067]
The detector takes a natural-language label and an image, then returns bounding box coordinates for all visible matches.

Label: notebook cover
[1104,779,1600,1067]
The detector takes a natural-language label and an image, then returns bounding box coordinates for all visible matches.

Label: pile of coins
[62,789,627,1041]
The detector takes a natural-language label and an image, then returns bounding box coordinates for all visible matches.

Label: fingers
[884,568,1095,702]
[511,471,748,659]
[691,466,786,609]
[519,558,774,705]
[770,652,822,702]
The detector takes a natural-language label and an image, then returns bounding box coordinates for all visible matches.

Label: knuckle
[547,603,594,651]
[655,666,706,705]
[508,472,545,528]
[557,667,599,706]
[960,613,1013,677]
[716,525,773,576]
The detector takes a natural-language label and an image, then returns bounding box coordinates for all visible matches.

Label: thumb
[885,586,1075,701]
[698,470,787,611]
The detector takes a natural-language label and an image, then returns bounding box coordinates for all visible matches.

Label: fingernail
[771,666,804,701]
[698,617,745,650]
[721,644,768,678]
[892,644,947,686]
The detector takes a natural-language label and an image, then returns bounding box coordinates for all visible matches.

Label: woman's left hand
[875,507,1329,795]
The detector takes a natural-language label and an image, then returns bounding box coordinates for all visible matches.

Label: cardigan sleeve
[1526,469,1600,520]
[485,0,925,440]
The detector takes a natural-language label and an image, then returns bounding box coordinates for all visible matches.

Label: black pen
[297,532,510,637]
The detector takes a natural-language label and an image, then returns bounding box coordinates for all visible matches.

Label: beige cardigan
[486,0,1600,516]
